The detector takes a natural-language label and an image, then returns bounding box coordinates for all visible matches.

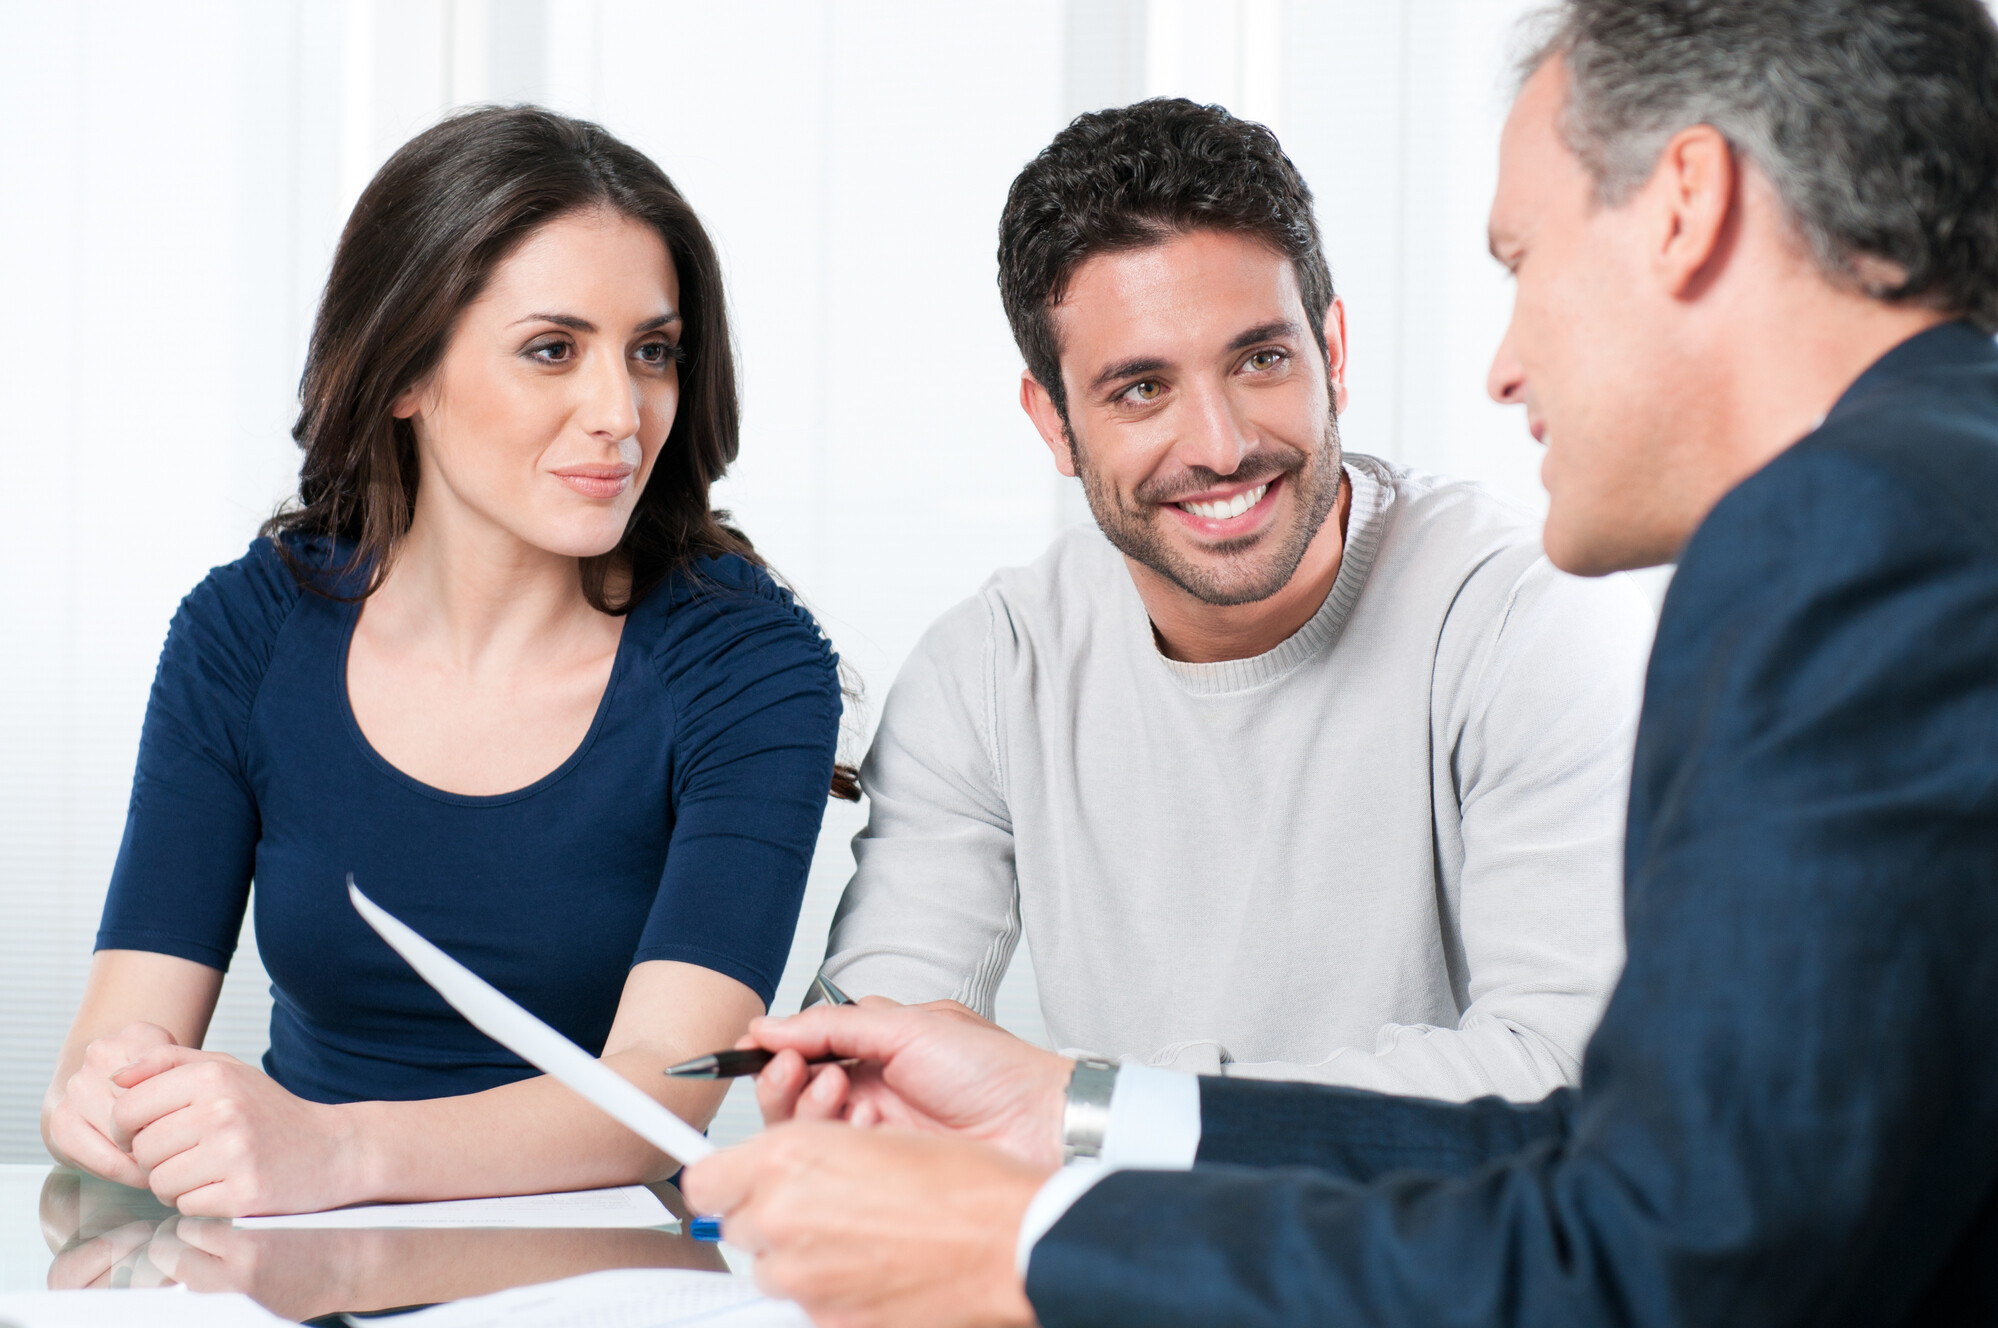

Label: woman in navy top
[39,107,847,1217]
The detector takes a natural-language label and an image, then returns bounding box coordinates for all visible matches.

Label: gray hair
[1519,0,1998,332]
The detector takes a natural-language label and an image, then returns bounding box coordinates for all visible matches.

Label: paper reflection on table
[38,1168,728,1323]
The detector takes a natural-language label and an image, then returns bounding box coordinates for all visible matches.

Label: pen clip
[808,972,855,1008]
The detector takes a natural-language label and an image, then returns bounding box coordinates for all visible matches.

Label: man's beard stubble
[1071,410,1344,608]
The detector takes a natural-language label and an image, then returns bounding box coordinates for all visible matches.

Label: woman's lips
[550,465,635,500]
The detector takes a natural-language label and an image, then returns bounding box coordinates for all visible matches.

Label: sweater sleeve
[96,540,298,970]
[634,565,843,1009]
[820,593,1023,1015]
[1221,554,1649,1101]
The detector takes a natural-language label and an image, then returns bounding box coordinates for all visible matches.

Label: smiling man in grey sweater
[818,99,1653,1103]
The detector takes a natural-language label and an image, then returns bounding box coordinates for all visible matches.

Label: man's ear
[1019,371,1078,478]
[1320,296,1350,416]
[1649,124,1736,299]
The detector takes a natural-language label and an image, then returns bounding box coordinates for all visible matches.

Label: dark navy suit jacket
[1028,322,1998,1327]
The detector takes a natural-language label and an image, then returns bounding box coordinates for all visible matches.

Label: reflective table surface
[0,1163,748,1322]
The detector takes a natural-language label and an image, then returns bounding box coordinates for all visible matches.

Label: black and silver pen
[664,972,858,1079]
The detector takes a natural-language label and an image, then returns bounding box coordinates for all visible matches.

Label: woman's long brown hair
[265,105,858,799]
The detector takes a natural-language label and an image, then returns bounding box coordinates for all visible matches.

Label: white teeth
[1179,482,1268,520]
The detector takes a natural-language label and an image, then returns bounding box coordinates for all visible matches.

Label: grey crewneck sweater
[822,457,1655,1102]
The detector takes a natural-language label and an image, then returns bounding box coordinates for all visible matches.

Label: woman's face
[394,207,682,561]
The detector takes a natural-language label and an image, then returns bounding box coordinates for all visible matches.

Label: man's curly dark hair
[997,98,1335,422]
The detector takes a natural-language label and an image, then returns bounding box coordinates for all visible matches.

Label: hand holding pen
[690,995,1078,1169]
[664,972,858,1080]
[672,972,857,1243]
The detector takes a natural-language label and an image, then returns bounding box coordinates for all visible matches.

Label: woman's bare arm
[109,958,762,1216]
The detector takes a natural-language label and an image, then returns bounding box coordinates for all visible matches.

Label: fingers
[743,1003,941,1064]
[794,1064,851,1123]
[112,1044,229,1092]
[47,1110,151,1190]
[78,1022,181,1103]
[680,1138,761,1219]
[754,1049,808,1125]
[113,1055,239,1148]
[167,1180,241,1220]
[127,1103,212,1175]
[144,1133,240,1214]
[163,1215,237,1259]
[46,1219,157,1290]
[39,1169,81,1251]
[139,1218,200,1286]
[126,1095,243,1211]
[684,1123,833,1255]
[58,1046,149,1166]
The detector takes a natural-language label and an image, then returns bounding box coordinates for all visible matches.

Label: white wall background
[0,0,1553,1161]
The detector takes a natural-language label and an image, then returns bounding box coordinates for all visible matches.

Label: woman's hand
[43,1021,179,1188]
[143,1217,369,1320]
[110,1046,369,1217]
[45,1217,166,1290]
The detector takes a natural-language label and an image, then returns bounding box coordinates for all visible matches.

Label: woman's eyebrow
[507,310,682,332]
[512,312,595,331]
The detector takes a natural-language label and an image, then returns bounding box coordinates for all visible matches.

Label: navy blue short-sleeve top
[96,537,842,1105]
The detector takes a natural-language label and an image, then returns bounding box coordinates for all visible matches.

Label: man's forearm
[1193,1076,1574,1179]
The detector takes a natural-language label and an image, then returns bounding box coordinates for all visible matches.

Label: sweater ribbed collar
[1148,455,1395,696]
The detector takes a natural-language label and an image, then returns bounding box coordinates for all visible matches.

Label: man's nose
[1487,324,1527,406]
[1174,382,1255,476]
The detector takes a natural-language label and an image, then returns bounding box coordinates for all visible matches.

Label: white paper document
[339,1269,811,1327]
[347,882,716,1165]
[0,1289,290,1327]
[231,1183,673,1230]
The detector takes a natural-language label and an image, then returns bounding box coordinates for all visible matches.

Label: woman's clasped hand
[49,1020,362,1215]
[108,1041,363,1216]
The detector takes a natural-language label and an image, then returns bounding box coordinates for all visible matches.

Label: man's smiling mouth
[1176,482,1268,520]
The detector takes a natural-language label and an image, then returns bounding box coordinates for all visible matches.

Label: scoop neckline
[334,598,634,807]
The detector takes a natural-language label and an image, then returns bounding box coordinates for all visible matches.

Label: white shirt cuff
[1101,1062,1202,1169]
[1014,1064,1203,1275]
[1015,1160,1112,1274]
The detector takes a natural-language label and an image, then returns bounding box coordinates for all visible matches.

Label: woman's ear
[390,381,426,421]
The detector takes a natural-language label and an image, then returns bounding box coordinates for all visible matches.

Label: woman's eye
[527,339,572,364]
[635,340,683,367]
[1122,380,1163,404]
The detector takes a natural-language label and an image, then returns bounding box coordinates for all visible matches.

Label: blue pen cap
[689,1215,723,1242]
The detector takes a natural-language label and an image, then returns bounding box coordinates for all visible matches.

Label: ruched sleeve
[633,559,843,1008]
[97,539,301,970]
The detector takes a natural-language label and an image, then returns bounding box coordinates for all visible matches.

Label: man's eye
[1246,349,1286,372]
[1122,380,1163,404]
